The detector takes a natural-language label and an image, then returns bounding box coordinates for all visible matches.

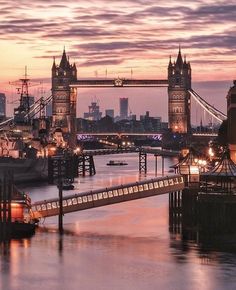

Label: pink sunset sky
[0,0,235,122]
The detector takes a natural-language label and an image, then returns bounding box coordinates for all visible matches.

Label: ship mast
[19,66,30,116]
[9,67,39,124]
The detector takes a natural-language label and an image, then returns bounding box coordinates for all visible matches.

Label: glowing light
[208,148,214,157]
[190,165,199,175]
[74,147,81,154]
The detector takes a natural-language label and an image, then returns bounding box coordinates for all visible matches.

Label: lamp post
[179,163,200,186]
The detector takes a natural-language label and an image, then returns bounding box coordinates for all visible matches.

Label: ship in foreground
[0,69,56,183]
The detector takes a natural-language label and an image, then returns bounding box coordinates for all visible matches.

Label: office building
[84,101,102,121]
[120,98,128,119]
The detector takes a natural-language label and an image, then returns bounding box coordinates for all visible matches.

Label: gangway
[32,175,184,219]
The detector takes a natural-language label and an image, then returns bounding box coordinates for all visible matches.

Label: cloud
[0,0,235,83]
[79,59,124,67]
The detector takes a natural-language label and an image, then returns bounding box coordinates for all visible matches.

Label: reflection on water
[1,154,236,290]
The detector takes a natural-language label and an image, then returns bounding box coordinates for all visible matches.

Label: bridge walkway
[31,175,184,219]
[83,147,179,157]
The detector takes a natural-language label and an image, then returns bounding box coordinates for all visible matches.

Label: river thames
[1,153,236,290]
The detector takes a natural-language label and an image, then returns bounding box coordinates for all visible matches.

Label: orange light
[11,202,22,208]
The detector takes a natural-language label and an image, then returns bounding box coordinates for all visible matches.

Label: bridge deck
[82,148,179,157]
[32,175,184,219]
[71,79,168,88]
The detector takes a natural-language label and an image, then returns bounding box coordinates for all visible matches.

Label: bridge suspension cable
[24,94,53,119]
[189,89,227,123]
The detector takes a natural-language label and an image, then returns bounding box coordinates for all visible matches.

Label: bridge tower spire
[51,49,77,147]
[168,48,191,134]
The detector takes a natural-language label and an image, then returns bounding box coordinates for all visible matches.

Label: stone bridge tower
[51,49,77,140]
[168,48,191,134]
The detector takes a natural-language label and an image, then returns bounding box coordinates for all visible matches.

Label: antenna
[24,66,28,79]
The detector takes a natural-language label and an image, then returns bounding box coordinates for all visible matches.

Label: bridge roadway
[70,78,168,88]
[192,132,218,137]
[83,147,179,157]
[31,175,184,219]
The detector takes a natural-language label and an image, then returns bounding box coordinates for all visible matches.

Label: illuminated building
[168,48,191,134]
[51,48,77,133]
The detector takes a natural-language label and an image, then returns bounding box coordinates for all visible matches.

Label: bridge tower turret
[51,49,77,145]
[168,48,191,134]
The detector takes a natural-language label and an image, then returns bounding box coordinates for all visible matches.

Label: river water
[1,154,236,290]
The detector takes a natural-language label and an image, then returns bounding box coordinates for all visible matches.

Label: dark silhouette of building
[51,48,77,134]
[0,93,6,120]
[140,111,162,132]
[105,109,114,119]
[168,47,191,134]
[227,80,236,162]
[84,101,102,121]
[120,98,128,119]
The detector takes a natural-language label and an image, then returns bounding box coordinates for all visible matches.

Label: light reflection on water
[1,154,236,290]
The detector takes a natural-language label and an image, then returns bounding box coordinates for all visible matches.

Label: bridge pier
[48,155,77,184]
[162,156,165,176]
[139,151,147,174]
[154,154,165,176]
[154,154,158,176]
[77,154,96,177]
[169,191,182,234]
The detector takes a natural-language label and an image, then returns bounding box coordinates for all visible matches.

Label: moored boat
[9,189,38,237]
[61,181,75,190]
[107,160,128,166]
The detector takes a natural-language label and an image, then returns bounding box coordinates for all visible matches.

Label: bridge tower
[227,80,236,162]
[168,48,191,134]
[51,49,77,140]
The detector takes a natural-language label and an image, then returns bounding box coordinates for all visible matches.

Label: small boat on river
[107,160,128,166]
[62,182,75,190]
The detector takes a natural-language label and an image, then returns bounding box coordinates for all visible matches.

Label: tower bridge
[0,48,226,136]
[51,47,226,139]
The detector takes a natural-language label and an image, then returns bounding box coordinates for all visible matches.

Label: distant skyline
[0,0,235,121]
